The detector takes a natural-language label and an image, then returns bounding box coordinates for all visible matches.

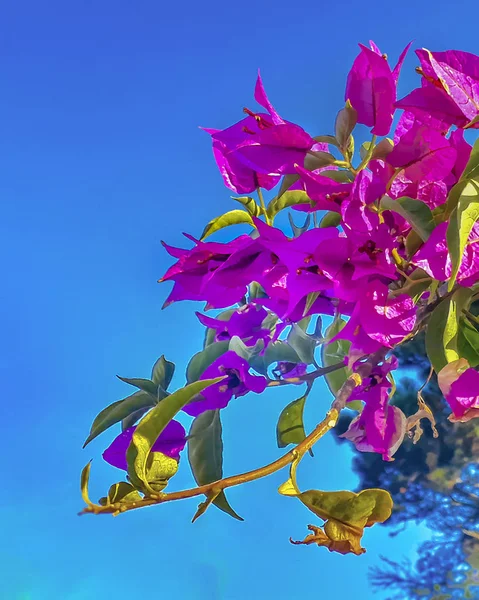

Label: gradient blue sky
[2,1,475,599]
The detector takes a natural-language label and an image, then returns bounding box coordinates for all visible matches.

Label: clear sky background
[2,1,476,599]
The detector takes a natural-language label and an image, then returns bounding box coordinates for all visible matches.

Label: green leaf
[116,376,160,398]
[81,461,92,505]
[122,407,150,431]
[304,151,337,169]
[151,355,175,389]
[405,229,424,258]
[83,391,155,447]
[313,134,340,148]
[99,482,142,506]
[249,340,301,375]
[446,179,479,290]
[144,452,179,492]
[426,288,473,372]
[321,318,352,397]
[458,318,479,367]
[288,212,311,237]
[248,281,268,301]
[319,211,341,228]
[267,190,312,220]
[287,324,317,364]
[188,410,243,520]
[276,396,307,448]
[335,100,357,150]
[127,377,224,493]
[277,174,301,199]
[319,170,354,183]
[229,336,264,362]
[201,210,254,240]
[462,137,479,180]
[361,138,394,161]
[186,341,230,383]
[231,196,262,217]
[380,196,435,241]
[303,292,320,317]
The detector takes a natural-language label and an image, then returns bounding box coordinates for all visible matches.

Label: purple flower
[411,222,479,287]
[294,165,352,213]
[272,361,308,381]
[396,48,479,130]
[345,42,410,136]
[183,351,267,416]
[438,359,479,422]
[103,420,187,471]
[196,304,271,346]
[206,73,315,178]
[387,118,457,181]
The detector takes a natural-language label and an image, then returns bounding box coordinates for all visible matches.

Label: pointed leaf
[231,196,262,217]
[126,377,224,493]
[188,410,243,520]
[83,391,155,447]
[81,461,92,505]
[116,376,159,398]
[249,340,302,375]
[321,319,351,396]
[287,324,316,364]
[201,210,254,240]
[446,179,479,290]
[186,341,230,383]
[276,395,307,448]
[426,288,473,372]
[122,407,150,431]
[277,174,301,199]
[335,101,357,150]
[288,212,311,237]
[458,318,479,367]
[380,196,435,241]
[151,356,175,389]
[99,482,142,506]
[462,137,479,180]
[313,134,340,148]
[319,211,341,228]
[267,190,312,220]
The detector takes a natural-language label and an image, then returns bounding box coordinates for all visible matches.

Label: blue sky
[1,1,473,598]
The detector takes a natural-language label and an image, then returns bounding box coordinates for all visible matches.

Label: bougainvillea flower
[386,119,457,181]
[438,359,479,422]
[204,129,280,193]
[411,222,479,287]
[207,73,315,177]
[360,280,417,346]
[103,420,187,471]
[183,350,267,416]
[341,403,406,461]
[272,361,308,381]
[196,304,271,346]
[160,234,253,308]
[444,128,472,186]
[294,165,352,212]
[345,42,410,136]
[396,48,479,130]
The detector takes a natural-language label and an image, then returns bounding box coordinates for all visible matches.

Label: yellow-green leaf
[99,482,142,506]
[276,396,307,448]
[266,190,312,220]
[231,196,262,217]
[446,179,479,290]
[126,377,224,493]
[426,288,473,372]
[81,461,92,505]
[321,318,353,403]
[319,211,341,228]
[201,210,254,240]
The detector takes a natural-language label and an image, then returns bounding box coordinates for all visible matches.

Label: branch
[80,364,371,518]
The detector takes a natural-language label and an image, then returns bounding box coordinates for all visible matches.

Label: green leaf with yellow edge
[201,210,254,240]
[319,211,341,228]
[231,196,262,217]
[188,409,243,520]
[186,341,229,383]
[446,179,479,290]
[321,319,358,409]
[83,391,155,447]
[126,377,224,494]
[151,355,175,389]
[99,482,142,506]
[426,288,473,373]
[80,461,92,505]
[276,395,307,448]
[380,195,435,242]
[267,190,312,220]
